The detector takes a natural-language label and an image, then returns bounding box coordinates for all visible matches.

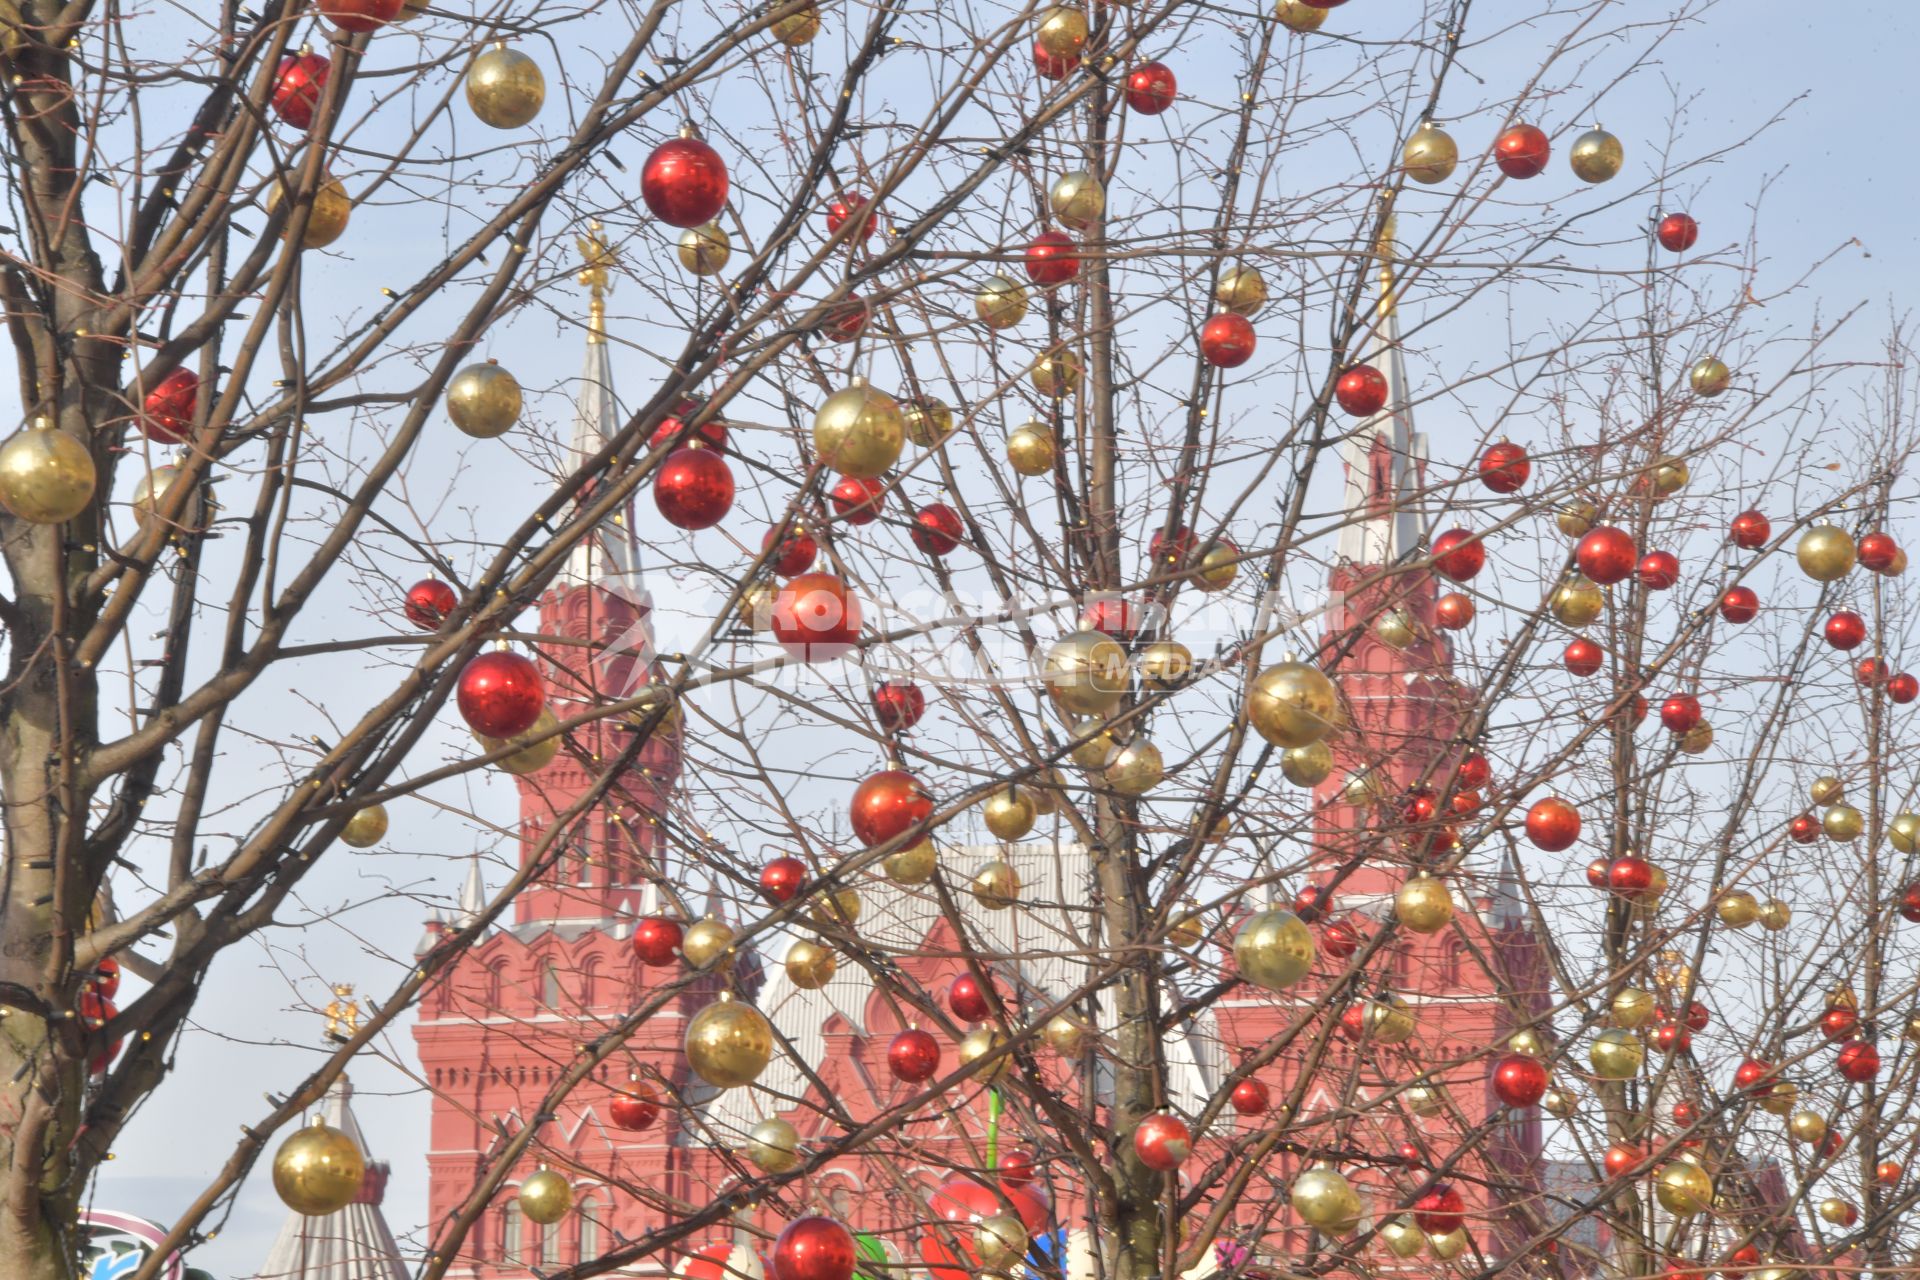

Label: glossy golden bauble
[1006,421,1057,477]
[1169,906,1205,949]
[1104,737,1164,796]
[1655,1161,1713,1216]
[1341,770,1385,807]
[1042,1012,1088,1056]
[519,1169,573,1224]
[1031,349,1082,399]
[808,885,862,928]
[976,273,1029,330]
[1216,264,1268,317]
[1787,1109,1827,1144]
[1364,994,1416,1044]
[1034,5,1088,58]
[1248,660,1339,748]
[131,463,188,526]
[1568,127,1624,183]
[341,804,389,849]
[1507,1028,1548,1058]
[1589,1028,1644,1080]
[1679,723,1713,755]
[1427,1229,1470,1261]
[1905,1014,1920,1044]
[902,396,953,448]
[1402,122,1459,185]
[1760,1080,1798,1116]
[1280,741,1333,787]
[1540,1086,1577,1118]
[746,1116,802,1172]
[677,223,731,276]
[1402,1081,1446,1117]
[681,917,735,970]
[812,378,905,479]
[1045,630,1128,716]
[1715,889,1760,929]
[1049,171,1105,231]
[1823,803,1864,842]
[1067,721,1117,769]
[0,421,96,525]
[771,3,821,45]
[267,174,352,249]
[466,44,545,129]
[976,1212,1030,1269]
[1797,526,1856,582]
[1233,908,1316,991]
[957,1027,1009,1083]
[1374,607,1416,650]
[477,705,561,776]
[1378,1217,1425,1259]
[272,1118,366,1216]
[1758,898,1792,932]
[1651,455,1690,496]
[883,837,938,885]
[684,996,774,1088]
[1556,499,1599,539]
[1274,0,1327,34]
[1810,774,1844,806]
[971,859,1022,910]
[1609,987,1654,1029]
[1395,875,1454,935]
[1551,576,1604,627]
[1689,355,1731,397]
[1290,1167,1361,1232]
[1192,541,1239,591]
[446,361,522,439]
[1818,1197,1856,1226]
[1891,812,1920,855]
[785,938,838,989]
[1138,640,1193,689]
[983,786,1037,842]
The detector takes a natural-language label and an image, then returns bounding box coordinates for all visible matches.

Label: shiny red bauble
[1124,61,1177,114]
[1025,230,1080,286]
[1564,637,1604,677]
[1431,528,1486,582]
[999,1149,1037,1187]
[609,1082,660,1130]
[1492,1053,1549,1108]
[911,503,965,556]
[1891,672,1919,704]
[1033,39,1074,80]
[1321,918,1361,959]
[632,915,683,966]
[830,476,885,525]
[1435,592,1475,630]
[1525,797,1581,851]
[1293,883,1331,923]
[822,296,870,344]
[1671,1101,1697,1126]
[1638,550,1680,590]
[1479,441,1531,493]
[1837,1039,1881,1083]
[1660,695,1702,734]
[653,447,735,530]
[764,527,819,577]
[319,0,403,32]
[1724,1245,1763,1273]
[1730,509,1771,549]
[1900,882,1920,924]
[1230,1078,1271,1116]
[760,856,810,903]
[1133,1113,1191,1171]
[1603,1144,1644,1179]
[271,53,331,128]
[1148,525,1197,569]
[1079,596,1144,639]
[849,768,932,847]
[404,578,458,630]
[1457,752,1491,790]
[773,573,863,662]
[1656,213,1699,252]
[142,368,199,441]
[920,1176,1050,1280]
[1494,124,1551,178]
[1412,1183,1466,1233]
[1824,610,1867,651]
[652,400,728,453]
[1821,1006,1861,1041]
[773,1217,858,1280]
[1683,1000,1710,1032]
[1858,657,1889,687]
[872,681,926,732]
[1860,532,1901,572]
[826,192,877,243]
[1788,813,1820,844]
[1880,1161,1905,1187]
[888,1028,942,1083]
[641,135,730,228]
[1732,1057,1773,1091]
[456,650,544,738]
[89,957,121,1001]
[1576,526,1638,585]
[948,973,996,1023]
[1335,365,1388,416]
[1607,855,1654,898]
[1200,313,1256,368]
[1719,586,1759,624]
[1585,858,1610,890]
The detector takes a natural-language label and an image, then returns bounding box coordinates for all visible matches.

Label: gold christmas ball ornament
[1654,1161,1713,1216]
[983,787,1038,841]
[1402,1082,1446,1117]
[1610,987,1655,1029]
[465,43,545,129]
[1551,576,1604,627]
[807,885,862,928]
[1568,127,1624,183]
[1045,630,1128,717]
[1819,1198,1857,1226]
[1031,349,1082,399]
[1067,721,1117,769]
[684,995,775,1088]
[976,274,1029,330]
[476,705,562,776]
[1374,607,1417,650]
[1103,737,1165,796]
[518,1169,573,1225]
[883,837,938,884]
[0,420,96,525]
[957,1027,1009,1083]
[1216,264,1268,316]
[266,173,352,249]
[131,463,189,526]
[1233,908,1316,991]
[1291,1167,1361,1233]
[971,859,1023,910]
[1689,356,1731,397]
[1042,1012,1089,1056]
[1341,769,1384,807]
[740,580,779,632]
[1280,741,1333,787]
[1395,875,1454,935]
[1556,499,1599,539]
[1823,803,1864,842]
[785,938,838,990]
[1891,812,1920,855]
[1247,660,1339,748]
[1787,1109,1827,1144]
[1541,1086,1577,1118]
[1033,5,1089,59]
[1760,1080,1798,1116]
[976,1212,1030,1269]
[1378,1217,1425,1259]
[812,378,905,479]
[1192,540,1239,591]
[1402,121,1459,185]
[1797,526,1857,582]
[771,2,821,45]
[446,361,523,439]
[1810,775,1844,806]
[1507,1028,1548,1058]
[1715,890,1760,929]
[1274,0,1327,33]
[272,1118,367,1216]
[677,223,732,276]
[1365,994,1417,1044]
[746,1116,802,1172]
[1006,421,1057,477]
[340,804,389,849]
[1651,455,1690,496]
[1169,906,1205,949]
[1138,640,1193,689]
[1049,171,1105,231]
[1758,898,1792,931]
[1427,1229,1471,1262]
[681,917,736,970]
[1679,723,1713,755]
[902,396,953,448]
[1906,1014,1920,1044]
[1588,1028,1644,1080]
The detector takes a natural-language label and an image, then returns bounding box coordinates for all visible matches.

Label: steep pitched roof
[255,1077,408,1280]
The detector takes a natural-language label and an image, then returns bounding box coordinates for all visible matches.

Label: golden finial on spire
[1375,207,1399,319]
[576,221,617,344]
[323,984,360,1042]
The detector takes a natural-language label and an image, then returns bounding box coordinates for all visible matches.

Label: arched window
[542,962,561,1007]
[501,1202,523,1263]
[578,1195,602,1262]
[485,962,506,1008]
[542,1218,562,1267]
[580,960,601,1009]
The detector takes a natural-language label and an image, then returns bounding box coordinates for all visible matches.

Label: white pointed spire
[454,856,487,931]
[255,1077,408,1280]
[1336,216,1426,567]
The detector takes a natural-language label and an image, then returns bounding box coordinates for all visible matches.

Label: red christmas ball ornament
[1656,213,1700,252]
[1494,124,1551,178]
[872,681,927,732]
[1123,61,1177,114]
[632,916,683,966]
[1525,797,1582,851]
[141,368,200,441]
[821,296,871,344]
[641,132,730,228]
[1079,596,1144,639]
[609,1081,660,1130]
[999,1150,1037,1188]
[1603,1143,1644,1179]
[1607,855,1654,899]
[1025,230,1080,286]
[319,0,403,32]
[1858,657,1890,687]
[1837,1039,1881,1083]
[830,476,886,525]
[1148,525,1198,569]
[404,578,458,630]
[1859,532,1901,572]
[911,503,965,556]
[1651,1022,1691,1055]
[1825,610,1867,651]
[888,1028,942,1083]
[1403,789,1439,824]
[1732,1057,1773,1091]
[1434,592,1475,630]
[1684,1001,1710,1032]
[456,650,544,738]
[1479,441,1531,493]
[772,573,863,662]
[948,973,996,1023]
[1637,550,1680,590]
[1788,813,1820,844]
[1458,752,1492,790]
[1585,858,1610,890]
[1335,365,1388,416]
[1564,637,1604,677]
[1293,883,1331,923]
[1412,1183,1466,1234]
[1397,1141,1423,1167]
[1890,672,1919,704]
[653,447,735,530]
[759,856,810,903]
[1230,1078,1271,1116]
[849,768,932,847]
[1492,1053,1549,1108]
[1719,586,1759,624]
[1880,1161,1905,1187]
[1431,528,1486,582]
[651,399,729,453]
[1034,39,1074,80]
[764,527,819,577]
[1576,526,1638,585]
[1730,509,1771,549]
[1200,313,1256,368]
[1821,1006,1861,1041]
[271,53,331,129]
[1671,1101,1698,1127]
[773,1217,858,1280]
[1321,918,1361,959]
[1660,695,1702,734]
[1133,1113,1191,1171]
[826,192,878,243]
[1900,882,1920,924]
